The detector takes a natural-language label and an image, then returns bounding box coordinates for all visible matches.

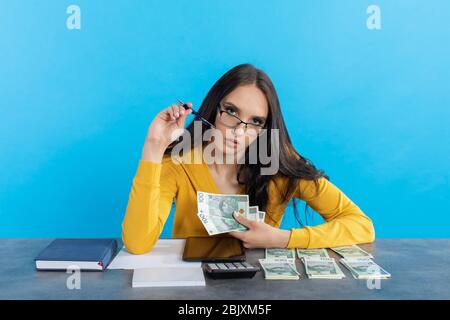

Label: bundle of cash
[330,245,374,259]
[296,248,330,260]
[259,258,300,280]
[196,191,266,235]
[265,248,296,261]
[302,257,346,279]
[340,258,391,279]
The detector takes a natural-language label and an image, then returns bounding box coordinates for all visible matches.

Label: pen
[177,99,216,129]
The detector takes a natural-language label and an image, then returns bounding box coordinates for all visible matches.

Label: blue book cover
[35,238,118,271]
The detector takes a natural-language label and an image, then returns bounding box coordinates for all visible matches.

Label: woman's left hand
[228,212,292,249]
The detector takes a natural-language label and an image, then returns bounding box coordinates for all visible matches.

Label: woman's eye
[225,107,236,115]
[252,119,263,125]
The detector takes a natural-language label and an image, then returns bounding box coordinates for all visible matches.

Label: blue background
[1,1,449,238]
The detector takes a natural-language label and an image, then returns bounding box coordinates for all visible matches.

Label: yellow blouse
[122,146,375,254]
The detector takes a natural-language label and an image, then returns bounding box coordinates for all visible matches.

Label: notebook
[35,238,118,271]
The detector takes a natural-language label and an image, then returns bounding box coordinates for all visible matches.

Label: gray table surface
[1,238,449,300]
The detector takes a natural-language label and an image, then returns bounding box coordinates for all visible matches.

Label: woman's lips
[225,138,239,147]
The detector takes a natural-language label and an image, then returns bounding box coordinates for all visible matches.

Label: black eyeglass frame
[177,99,267,135]
[216,105,265,133]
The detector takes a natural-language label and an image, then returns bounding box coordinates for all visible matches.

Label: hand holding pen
[143,101,193,152]
[141,99,215,162]
[177,99,216,129]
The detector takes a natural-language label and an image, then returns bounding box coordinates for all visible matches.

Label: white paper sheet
[107,239,201,270]
[132,267,205,287]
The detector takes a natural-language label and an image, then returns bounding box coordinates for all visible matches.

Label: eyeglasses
[217,104,265,136]
[177,99,266,137]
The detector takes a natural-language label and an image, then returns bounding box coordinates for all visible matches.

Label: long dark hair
[165,63,329,226]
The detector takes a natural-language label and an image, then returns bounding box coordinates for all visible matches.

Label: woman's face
[212,84,269,157]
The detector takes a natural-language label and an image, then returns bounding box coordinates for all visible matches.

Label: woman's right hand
[144,102,193,148]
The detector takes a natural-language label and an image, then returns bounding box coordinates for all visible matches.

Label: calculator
[203,261,260,279]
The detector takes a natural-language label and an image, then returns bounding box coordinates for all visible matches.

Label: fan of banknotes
[196,191,265,236]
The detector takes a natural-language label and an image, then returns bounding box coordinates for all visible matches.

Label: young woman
[122,64,375,254]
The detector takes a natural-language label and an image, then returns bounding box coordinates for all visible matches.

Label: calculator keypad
[203,261,260,279]
[205,262,259,271]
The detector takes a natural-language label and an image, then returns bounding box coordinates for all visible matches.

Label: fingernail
[180,110,184,115]
[175,112,179,117]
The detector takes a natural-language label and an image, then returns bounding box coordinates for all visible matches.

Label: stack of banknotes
[297,247,345,279]
[330,245,391,279]
[330,245,374,259]
[259,248,300,280]
[302,256,346,279]
[196,191,266,235]
[340,258,391,279]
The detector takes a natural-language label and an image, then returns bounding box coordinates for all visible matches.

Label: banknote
[197,191,249,220]
[258,211,266,222]
[330,245,374,259]
[197,212,247,235]
[265,248,296,261]
[340,258,391,279]
[247,206,259,221]
[302,257,345,279]
[259,258,300,280]
[246,206,266,223]
[296,248,330,259]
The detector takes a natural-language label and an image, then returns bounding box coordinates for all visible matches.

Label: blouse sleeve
[121,157,179,254]
[286,177,376,249]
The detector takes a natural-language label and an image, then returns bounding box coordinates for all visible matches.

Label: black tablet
[182,237,246,262]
